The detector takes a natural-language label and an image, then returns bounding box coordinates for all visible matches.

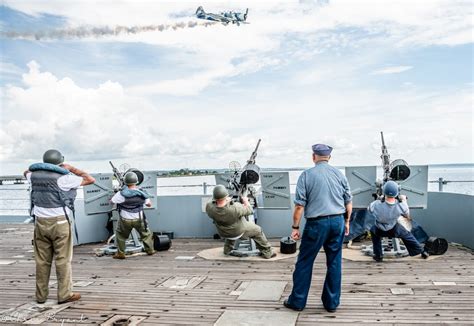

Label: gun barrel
[255,138,261,151]
[247,139,261,164]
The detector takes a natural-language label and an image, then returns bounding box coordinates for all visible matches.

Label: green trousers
[115,217,154,254]
[34,216,73,303]
[224,220,273,258]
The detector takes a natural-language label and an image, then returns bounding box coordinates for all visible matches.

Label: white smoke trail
[2,21,217,40]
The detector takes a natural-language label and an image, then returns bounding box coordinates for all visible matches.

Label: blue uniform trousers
[288,214,345,310]
[370,223,424,258]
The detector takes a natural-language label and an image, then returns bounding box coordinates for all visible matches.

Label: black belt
[306,214,343,221]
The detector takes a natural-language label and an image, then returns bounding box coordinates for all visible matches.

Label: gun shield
[390,159,410,181]
[240,164,260,184]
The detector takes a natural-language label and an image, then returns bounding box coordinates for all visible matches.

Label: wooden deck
[0,224,473,325]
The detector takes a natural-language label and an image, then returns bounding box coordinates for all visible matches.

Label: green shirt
[205,200,253,238]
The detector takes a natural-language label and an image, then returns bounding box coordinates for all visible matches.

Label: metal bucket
[424,237,448,255]
[153,234,171,251]
[280,236,297,254]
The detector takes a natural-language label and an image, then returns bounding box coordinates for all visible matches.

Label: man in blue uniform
[110,171,155,259]
[369,180,429,262]
[284,144,352,313]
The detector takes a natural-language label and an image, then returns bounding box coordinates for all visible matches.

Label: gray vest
[118,195,146,213]
[30,170,77,212]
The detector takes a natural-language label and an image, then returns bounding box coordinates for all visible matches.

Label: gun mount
[222,139,261,203]
[375,132,411,200]
[214,139,262,257]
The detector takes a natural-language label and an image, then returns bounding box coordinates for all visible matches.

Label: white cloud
[371,65,413,75]
[0,62,263,167]
[0,61,472,173]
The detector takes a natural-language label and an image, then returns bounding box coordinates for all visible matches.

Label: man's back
[205,201,251,238]
[369,200,409,231]
[295,162,351,218]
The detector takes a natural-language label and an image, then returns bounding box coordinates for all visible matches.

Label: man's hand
[291,229,301,240]
[344,220,350,236]
[241,196,250,206]
[399,195,407,202]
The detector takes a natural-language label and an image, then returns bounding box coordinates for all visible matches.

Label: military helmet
[124,171,139,185]
[43,149,64,165]
[383,180,399,197]
[213,185,229,200]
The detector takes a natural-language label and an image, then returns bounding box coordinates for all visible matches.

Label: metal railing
[428,177,474,192]
[0,175,472,212]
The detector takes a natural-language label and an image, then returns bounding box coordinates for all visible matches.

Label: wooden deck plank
[0,224,473,325]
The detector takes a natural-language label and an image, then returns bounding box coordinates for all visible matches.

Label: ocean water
[0,165,472,216]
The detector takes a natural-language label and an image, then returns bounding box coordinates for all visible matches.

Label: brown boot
[262,251,277,259]
[146,250,156,256]
[113,252,126,259]
[58,293,81,304]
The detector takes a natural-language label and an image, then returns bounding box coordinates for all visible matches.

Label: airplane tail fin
[196,6,205,15]
[244,8,249,21]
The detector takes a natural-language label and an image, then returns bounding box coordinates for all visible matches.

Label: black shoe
[373,256,383,262]
[325,307,337,313]
[283,299,303,311]
[421,251,430,259]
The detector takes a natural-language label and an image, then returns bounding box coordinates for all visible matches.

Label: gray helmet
[43,149,64,165]
[213,185,229,200]
[124,172,138,185]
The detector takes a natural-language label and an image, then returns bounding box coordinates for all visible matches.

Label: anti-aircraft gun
[227,139,261,208]
[214,139,262,257]
[374,132,411,201]
[83,162,168,255]
[345,132,431,258]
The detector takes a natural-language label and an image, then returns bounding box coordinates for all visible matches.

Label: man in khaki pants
[25,149,95,304]
[110,171,155,259]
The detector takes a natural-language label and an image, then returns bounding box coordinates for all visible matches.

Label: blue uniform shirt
[368,200,409,231]
[295,161,352,218]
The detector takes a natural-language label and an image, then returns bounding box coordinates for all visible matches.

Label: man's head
[213,185,229,201]
[43,149,64,165]
[311,143,332,162]
[383,181,399,198]
[124,171,139,186]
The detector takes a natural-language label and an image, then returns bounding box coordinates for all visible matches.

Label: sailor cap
[312,144,333,156]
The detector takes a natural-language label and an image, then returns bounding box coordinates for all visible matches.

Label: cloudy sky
[0,0,472,174]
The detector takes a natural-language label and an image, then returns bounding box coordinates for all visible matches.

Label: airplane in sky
[195,6,249,26]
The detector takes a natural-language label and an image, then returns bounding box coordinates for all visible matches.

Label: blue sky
[0,1,472,174]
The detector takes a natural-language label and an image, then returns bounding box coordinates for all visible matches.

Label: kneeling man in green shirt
[206,185,275,259]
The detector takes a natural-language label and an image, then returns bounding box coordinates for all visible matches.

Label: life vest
[30,166,76,214]
[117,188,149,213]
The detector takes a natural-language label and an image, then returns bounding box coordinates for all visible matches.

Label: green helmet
[213,185,229,200]
[43,149,64,165]
[124,172,138,185]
